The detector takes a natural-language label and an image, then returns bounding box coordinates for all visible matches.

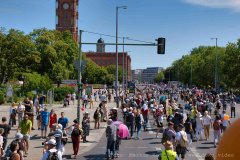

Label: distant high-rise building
[132,67,164,83]
[132,69,143,83]
[56,0,78,41]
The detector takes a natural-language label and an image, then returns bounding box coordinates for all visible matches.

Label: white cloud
[183,0,240,11]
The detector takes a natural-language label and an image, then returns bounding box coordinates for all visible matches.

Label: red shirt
[141,108,149,116]
[49,113,57,128]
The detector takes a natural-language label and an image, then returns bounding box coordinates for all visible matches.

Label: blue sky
[1,0,240,69]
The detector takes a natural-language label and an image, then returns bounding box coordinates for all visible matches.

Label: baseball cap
[46,139,56,145]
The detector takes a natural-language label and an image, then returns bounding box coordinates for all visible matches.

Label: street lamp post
[122,37,129,91]
[116,6,127,108]
[211,38,218,90]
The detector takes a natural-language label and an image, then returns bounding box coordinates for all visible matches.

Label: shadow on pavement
[201,142,214,145]
[196,146,213,149]
[82,154,106,160]
[149,142,161,145]
[142,137,155,140]
[145,150,161,155]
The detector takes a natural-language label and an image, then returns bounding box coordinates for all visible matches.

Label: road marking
[189,147,204,160]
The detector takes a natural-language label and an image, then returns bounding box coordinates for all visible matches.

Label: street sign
[61,80,77,84]
[6,85,13,96]
[73,60,87,71]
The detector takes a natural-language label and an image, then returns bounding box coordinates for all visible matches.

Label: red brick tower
[56,0,78,41]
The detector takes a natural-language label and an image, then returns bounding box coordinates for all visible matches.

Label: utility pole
[211,38,218,91]
[77,30,83,122]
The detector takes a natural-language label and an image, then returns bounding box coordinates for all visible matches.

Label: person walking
[40,107,50,139]
[141,103,149,131]
[93,108,101,129]
[195,112,203,141]
[23,98,35,130]
[66,119,82,159]
[41,138,62,160]
[230,100,236,118]
[82,112,90,143]
[220,110,231,132]
[17,115,32,157]
[9,103,17,127]
[176,124,188,160]
[105,119,117,159]
[17,103,25,126]
[58,112,69,130]
[202,111,212,141]
[134,109,144,139]
[9,141,20,160]
[212,115,221,148]
[184,116,193,145]
[89,94,94,109]
[49,109,57,132]
[0,117,11,150]
[125,107,134,139]
[158,140,178,160]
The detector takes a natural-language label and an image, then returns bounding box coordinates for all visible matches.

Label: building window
[64,13,68,26]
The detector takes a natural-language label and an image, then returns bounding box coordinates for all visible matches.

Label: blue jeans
[106,140,116,157]
[136,124,142,139]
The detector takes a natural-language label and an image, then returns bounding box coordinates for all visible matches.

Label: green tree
[154,71,165,83]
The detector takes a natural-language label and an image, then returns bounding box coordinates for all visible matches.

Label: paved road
[79,101,240,160]
[0,100,116,160]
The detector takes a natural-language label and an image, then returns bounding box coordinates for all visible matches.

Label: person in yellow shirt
[159,140,178,160]
[17,115,32,156]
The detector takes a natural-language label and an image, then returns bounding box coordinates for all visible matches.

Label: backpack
[126,112,134,123]
[135,115,141,125]
[213,120,220,130]
[161,128,171,144]
[179,132,188,147]
[71,127,82,136]
[47,150,59,160]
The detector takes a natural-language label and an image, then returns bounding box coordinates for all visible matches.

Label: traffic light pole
[79,32,165,108]
[77,30,83,123]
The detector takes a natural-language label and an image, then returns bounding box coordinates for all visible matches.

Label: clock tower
[56,0,79,41]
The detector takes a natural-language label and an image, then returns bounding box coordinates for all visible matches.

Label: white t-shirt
[202,115,212,125]
[41,149,62,160]
[196,117,203,129]
[0,135,3,148]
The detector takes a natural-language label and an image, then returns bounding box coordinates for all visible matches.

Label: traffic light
[157,37,165,54]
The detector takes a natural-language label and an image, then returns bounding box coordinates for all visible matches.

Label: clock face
[63,3,69,9]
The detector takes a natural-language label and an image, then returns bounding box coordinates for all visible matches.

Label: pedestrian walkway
[0,100,117,159]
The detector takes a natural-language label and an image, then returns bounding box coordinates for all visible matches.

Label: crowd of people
[104,85,237,160]
[0,86,238,160]
[0,93,93,160]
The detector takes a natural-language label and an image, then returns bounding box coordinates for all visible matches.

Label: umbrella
[112,121,122,125]
[117,123,129,139]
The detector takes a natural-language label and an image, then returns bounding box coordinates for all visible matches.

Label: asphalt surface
[78,101,240,160]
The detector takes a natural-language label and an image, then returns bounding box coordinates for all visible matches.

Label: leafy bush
[54,87,74,101]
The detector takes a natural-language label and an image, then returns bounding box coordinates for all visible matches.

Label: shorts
[41,124,48,131]
[23,134,30,140]
[176,145,187,159]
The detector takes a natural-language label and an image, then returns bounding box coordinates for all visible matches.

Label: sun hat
[46,139,56,145]
[15,132,23,139]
